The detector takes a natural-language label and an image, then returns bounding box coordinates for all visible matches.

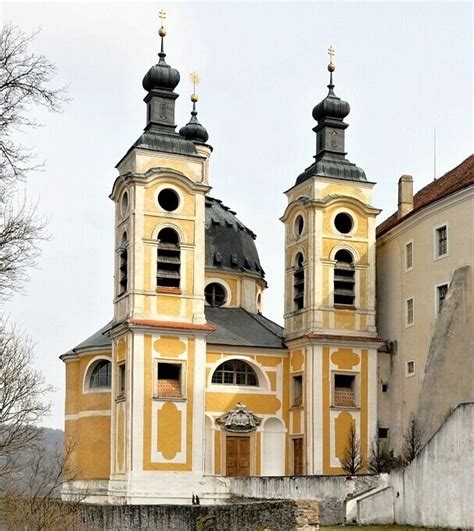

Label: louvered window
[118,232,128,295]
[293,253,305,311]
[157,228,180,288]
[334,249,355,306]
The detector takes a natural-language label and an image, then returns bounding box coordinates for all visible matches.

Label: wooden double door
[226,436,250,476]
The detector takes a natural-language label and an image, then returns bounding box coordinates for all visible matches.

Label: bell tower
[281,49,382,475]
[107,13,214,502]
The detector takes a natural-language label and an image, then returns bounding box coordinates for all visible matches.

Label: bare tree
[401,415,422,465]
[0,23,67,301]
[340,423,364,475]
[0,321,53,475]
[368,437,398,474]
[0,437,84,530]
[0,23,67,184]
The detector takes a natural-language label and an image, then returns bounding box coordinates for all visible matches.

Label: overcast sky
[2,1,472,430]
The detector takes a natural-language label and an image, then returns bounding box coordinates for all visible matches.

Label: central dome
[205,196,264,278]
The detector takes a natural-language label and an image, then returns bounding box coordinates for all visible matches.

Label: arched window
[205,282,226,306]
[334,249,355,306]
[212,360,258,386]
[119,232,128,295]
[157,228,180,288]
[293,252,305,311]
[89,360,112,389]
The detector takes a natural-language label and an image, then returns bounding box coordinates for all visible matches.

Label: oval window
[334,212,353,234]
[121,191,129,216]
[294,215,304,237]
[205,282,226,306]
[158,188,179,212]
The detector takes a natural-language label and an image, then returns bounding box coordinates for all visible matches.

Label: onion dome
[142,19,180,92]
[205,196,265,280]
[179,94,209,143]
[312,65,350,122]
[142,56,180,92]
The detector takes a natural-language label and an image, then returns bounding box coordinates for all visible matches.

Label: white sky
[2,2,472,429]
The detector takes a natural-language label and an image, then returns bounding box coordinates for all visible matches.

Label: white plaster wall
[376,189,474,451]
[352,402,474,529]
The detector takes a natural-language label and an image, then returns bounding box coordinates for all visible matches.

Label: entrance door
[293,438,304,476]
[226,436,250,476]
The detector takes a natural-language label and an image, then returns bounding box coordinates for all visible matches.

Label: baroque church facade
[61,19,473,504]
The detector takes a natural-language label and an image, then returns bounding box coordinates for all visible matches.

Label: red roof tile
[128,319,216,332]
[377,154,474,237]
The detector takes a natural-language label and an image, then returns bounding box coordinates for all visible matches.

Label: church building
[60,15,472,504]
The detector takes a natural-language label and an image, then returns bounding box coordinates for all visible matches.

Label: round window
[158,188,179,212]
[121,191,129,216]
[294,215,304,237]
[334,212,353,234]
[205,283,226,307]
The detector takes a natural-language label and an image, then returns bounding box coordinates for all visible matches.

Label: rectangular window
[333,374,356,407]
[118,363,126,396]
[405,241,413,271]
[381,382,388,393]
[437,283,449,314]
[435,225,448,258]
[406,297,414,326]
[292,375,303,407]
[157,362,182,397]
[378,427,389,439]
[406,360,415,376]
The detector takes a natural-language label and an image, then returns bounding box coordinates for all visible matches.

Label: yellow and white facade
[61,30,383,503]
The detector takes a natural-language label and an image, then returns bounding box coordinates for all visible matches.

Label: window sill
[290,404,303,410]
[433,253,448,262]
[84,388,112,394]
[334,304,356,311]
[330,405,360,411]
[153,395,187,402]
[156,287,182,295]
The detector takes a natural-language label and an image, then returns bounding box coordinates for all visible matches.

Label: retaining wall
[72,500,319,531]
[224,474,380,525]
[351,402,473,529]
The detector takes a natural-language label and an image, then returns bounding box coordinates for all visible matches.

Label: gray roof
[65,321,113,355]
[63,309,284,357]
[205,307,285,349]
[296,156,366,185]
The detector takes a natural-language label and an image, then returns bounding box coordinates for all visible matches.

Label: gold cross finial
[159,9,166,27]
[158,9,167,39]
[328,46,335,65]
[189,71,201,102]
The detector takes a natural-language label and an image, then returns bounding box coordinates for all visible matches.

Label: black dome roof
[205,197,265,279]
[312,86,350,121]
[179,107,209,143]
[142,52,180,92]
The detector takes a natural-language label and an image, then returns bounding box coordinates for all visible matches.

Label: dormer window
[157,228,180,288]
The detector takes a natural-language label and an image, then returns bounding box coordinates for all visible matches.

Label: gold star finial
[189,71,201,102]
[158,9,167,38]
[328,46,335,73]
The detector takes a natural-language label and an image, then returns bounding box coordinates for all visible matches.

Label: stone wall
[70,500,319,531]
[416,265,473,447]
[224,474,380,525]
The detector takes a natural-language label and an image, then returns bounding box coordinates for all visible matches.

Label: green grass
[322,527,449,530]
